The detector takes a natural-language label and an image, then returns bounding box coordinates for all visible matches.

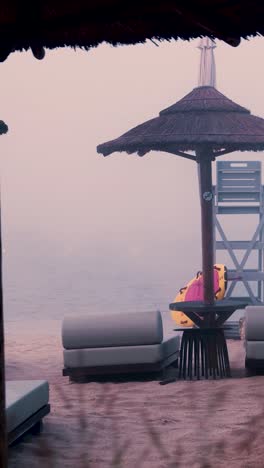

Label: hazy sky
[1,36,264,291]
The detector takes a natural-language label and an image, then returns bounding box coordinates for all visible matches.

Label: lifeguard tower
[214,160,264,304]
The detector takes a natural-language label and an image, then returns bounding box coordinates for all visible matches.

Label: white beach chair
[245,306,264,372]
[6,380,50,445]
[62,310,180,380]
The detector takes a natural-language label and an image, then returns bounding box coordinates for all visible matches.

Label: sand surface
[5,320,264,468]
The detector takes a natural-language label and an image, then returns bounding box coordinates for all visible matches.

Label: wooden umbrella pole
[0,196,7,468]
[197,150,215,322]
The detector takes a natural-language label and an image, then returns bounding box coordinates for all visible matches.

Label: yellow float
[171,264,227,327]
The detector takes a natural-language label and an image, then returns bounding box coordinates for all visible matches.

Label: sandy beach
[5,320,264,468]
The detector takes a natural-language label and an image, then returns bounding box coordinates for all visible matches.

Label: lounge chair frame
[63,353,179,380]
[8,404,50,446]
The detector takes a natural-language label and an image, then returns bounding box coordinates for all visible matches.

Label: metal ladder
[214,160,264,304]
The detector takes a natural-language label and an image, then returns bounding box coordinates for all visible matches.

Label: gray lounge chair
[6,380,50,445]
[62,310,180,380]
[245,306,264,371]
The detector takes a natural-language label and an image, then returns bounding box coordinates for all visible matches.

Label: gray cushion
[64,335,180,368]
[245,341,264,360]
[245,306,264,340]
[6,380,49,433]
[62,310,163,350]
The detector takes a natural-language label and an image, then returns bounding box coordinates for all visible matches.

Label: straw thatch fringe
[0,1,264,60]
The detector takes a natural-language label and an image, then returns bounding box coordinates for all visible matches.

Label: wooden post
[0,197,7,468]
[197,150,215,321]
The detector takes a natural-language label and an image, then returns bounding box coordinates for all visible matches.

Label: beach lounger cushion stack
[6,380,50,445]
[62,310,180,379]
[245,306,264,370]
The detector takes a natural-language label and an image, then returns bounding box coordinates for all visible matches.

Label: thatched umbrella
[0,0,264,61]
[97,85,264,310]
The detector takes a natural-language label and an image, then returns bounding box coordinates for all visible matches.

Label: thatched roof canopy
[1,1,264,61]
[97,86,264,158]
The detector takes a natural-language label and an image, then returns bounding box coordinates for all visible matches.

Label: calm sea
[3,254,176,324]
[2,243,245,327]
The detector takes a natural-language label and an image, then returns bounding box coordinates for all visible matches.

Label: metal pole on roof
[198,37,217,88]
[197,36,217,200]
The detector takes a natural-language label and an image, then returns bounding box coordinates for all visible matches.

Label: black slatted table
[170,300,247,380]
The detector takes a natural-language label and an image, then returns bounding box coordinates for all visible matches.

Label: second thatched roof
[97,86,264,157]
